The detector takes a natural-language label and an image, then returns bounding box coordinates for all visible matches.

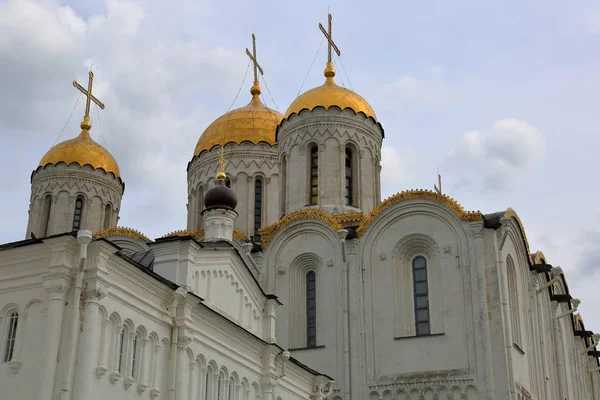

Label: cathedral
[1,13,600,400]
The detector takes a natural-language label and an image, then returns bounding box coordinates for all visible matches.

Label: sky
[0,0,599,330]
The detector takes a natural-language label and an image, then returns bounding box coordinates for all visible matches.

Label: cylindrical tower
[278,62,384,215]
[187,77,282,241]
[26,115,124,239]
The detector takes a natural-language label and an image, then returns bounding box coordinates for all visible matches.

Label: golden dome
[193,82,283,156]
[39,116,121,178]
[285,62,376,120]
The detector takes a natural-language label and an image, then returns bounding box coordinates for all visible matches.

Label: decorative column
[124,331,136,389]
[137,338,150,394]
[187,361,196,399]
[73,283,108,399]
[175,332,193,399]
[96,318,111,378]
[150,343,163,399]
[38,278,69,400]
[262,297,278,344]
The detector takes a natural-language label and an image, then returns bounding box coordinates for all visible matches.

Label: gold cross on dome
[319,13,341,63]
[73,71,105,118]
[246,33,264,83]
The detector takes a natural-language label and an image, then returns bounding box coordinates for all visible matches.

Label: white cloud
[380,144,418,197]
[443,119,545,191]
[376,67,449,110]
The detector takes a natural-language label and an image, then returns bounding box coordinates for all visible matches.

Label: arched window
[280,155,287,217]
[507,256,522,348]
[3,311,18,362]
[413,256,430,336]
[228,379,234,400]
[254,178,263,238]
[103,204,112,230]
[225,178,231,188]
[131,333,138,378]
[117,326,126,374]
[197,186,204,227]
[216,374,222,400]
[309,146,318,205]
[41,195,52,237]
[345,148,354,206]
[306,270,317,347]
[72,197,84,231]
[204,369,211,400]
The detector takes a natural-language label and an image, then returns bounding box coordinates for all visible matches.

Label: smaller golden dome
[285,62,376,120]
[193,83,283,156]
[39,116,121,178]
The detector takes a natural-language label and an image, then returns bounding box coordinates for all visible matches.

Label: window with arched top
[254,178,263,238]
[225,178,231,188]
[413,256,430,336]
[72,197,84,231]
[280,155,287,217]
[197,186,204,227]
[117,326,126,374]
[345,147,354,206]
[228,379,234,400]
[309,146,318,205]
[3,311,18,362]
[131,333,138,378]
[103,204,112,230]
[41,195,52,237]
[306,270,317,347]
[506,256,522,349]
[216,374,223,400]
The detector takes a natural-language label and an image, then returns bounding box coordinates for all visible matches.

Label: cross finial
[434,171,443,195]
[319,12,341,79]
[72,71,105,130]
[246,33,263,98]
[216,146,227,181]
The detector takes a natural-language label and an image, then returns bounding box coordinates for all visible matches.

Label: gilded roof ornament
[193,34,282,156]
[284,13,376,121]
[258,209,344,247]
[39,71,120,178]
[217,146,227,181]
[356,190,483,237]
[93,226,151,242]
[160,228,247,242]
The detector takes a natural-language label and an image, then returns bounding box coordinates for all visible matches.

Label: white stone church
[1,15,600,400]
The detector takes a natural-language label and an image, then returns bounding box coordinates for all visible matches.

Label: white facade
[0,228,332,400]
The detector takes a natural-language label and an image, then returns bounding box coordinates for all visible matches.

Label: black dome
[204,180,237,211]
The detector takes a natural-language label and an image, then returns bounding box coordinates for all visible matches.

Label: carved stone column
[175,332,193,398]
[38,279,69,400]
[96,318,111,378]
[149,343,163,399]
[137,338,150,394]
[73,283,108,399]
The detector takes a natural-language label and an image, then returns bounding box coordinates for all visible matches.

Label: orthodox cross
[319,13,341,63]
[218,146,227,173]
[73,71,105,117]
[434,171,443,195]
[246,33,264,83]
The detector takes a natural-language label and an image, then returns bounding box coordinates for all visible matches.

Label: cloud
[443,119,545,191]
[380,144,419,198]
[375,66,449,111]
[573,230,600,278]
[0,0,249,241]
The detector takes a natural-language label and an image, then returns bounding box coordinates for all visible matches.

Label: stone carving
[380,252,387,261]
[326,260,334,267]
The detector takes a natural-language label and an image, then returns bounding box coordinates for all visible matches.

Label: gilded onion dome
[39,116,121,178]
[193,82,283,156]
[285,62,376,120]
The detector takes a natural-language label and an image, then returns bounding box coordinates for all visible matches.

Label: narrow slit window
[225,178,231,188]
[131,334,138,378]
[41,195,52,237]
[3,312,18,362]
[345,148,353,206]
[103,204,112,229]
[216,374,222,400]
[413,256,430,336]
[118,327,126,373]
[228,380,234,400]
[204,370,210,400]
[306,271,317,347]
[72,197,84,231]
[310,146,318,205]
[254,179,263,238]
